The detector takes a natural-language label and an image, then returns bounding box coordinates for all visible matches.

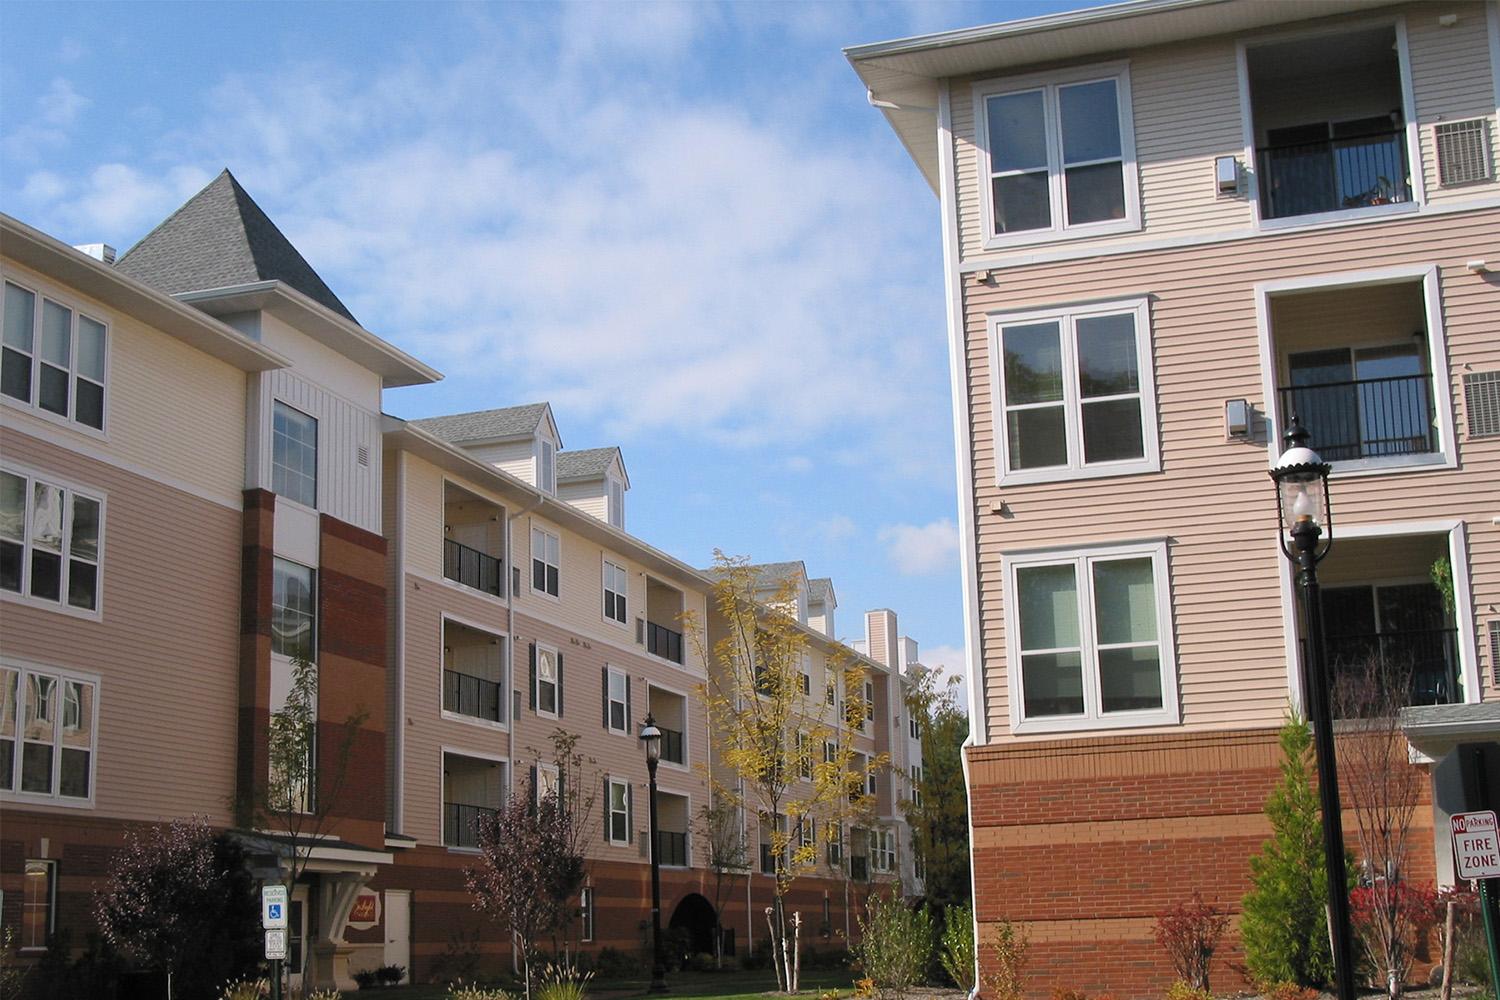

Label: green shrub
[1162,981,1211,1000]
[983,919,1028,1000]
[856,894,933,1000]
[447,987,517,1000]
[939,904,975,990]
[591,947,639,979]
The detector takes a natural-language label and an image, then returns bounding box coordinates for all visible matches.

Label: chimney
[73,244,117,264]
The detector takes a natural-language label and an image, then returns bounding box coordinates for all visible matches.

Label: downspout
[390,448,407,835]
[928,75,987,1000]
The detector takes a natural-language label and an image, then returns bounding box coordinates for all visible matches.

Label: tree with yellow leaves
[687,553,882,992]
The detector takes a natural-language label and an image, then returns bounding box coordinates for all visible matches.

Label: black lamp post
[639,713,668,993]
[1270,417,1355,1000]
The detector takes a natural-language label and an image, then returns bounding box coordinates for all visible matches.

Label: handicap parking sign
[262,885,289,929]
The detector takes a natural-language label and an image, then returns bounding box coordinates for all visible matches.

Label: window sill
[1010,708,1179,737]
[998,459,1161,488]
[981,215,1142,253]
[0,589,104,622]
[0,790,96,809]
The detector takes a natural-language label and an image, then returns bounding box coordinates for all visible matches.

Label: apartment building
[849,0,1500,992]
[2,173,923,989]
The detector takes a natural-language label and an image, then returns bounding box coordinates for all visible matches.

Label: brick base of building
[967,727,1436,999]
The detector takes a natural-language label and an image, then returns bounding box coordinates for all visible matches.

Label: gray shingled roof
[557,447,620,482]
[808,577,834,605]
[747,561,807,591]
[116,169,357,323]
[411,403,550,444]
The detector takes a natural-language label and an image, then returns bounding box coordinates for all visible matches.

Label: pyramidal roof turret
[117,169,357,324]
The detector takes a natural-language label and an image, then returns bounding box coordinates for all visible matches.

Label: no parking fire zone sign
[1451,811,1500,880]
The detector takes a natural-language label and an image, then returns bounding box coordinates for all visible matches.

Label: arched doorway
[668,893,719,958]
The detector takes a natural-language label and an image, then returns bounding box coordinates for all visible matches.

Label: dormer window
[537,439,556,495]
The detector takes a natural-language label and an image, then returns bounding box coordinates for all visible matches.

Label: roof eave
[176,281,444,388]
[1,214,291,373]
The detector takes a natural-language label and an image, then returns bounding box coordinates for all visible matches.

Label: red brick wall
[967,728,1436,999]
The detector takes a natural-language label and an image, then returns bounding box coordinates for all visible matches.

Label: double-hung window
[272,401,318,508]
[604,666,630,733]
[272,559,316,660]
[976,63,1139,245]
[2,281,107,431]
[991,298,1158,484]
[531,643,562,718]
[603,559,628,624]
[1006,540,1177,733]
[606,776,632,844]
[1,663,98,803]
[22,859,56,950]
[531,526,560,597]
[1,469,102,613]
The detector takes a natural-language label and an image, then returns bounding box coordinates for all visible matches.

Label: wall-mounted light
[1215,156,1240,195]
[1226,398,1252,439]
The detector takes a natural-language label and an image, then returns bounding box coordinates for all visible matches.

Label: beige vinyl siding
[397,577,711,851]
[952,2,1498,264]
[1,261,248,507]
[397,453,446,581]
[964,208,1500,741]
[1408,3,1500,207]
[2,429,241,821]
[558,482,608,522]
[261,369,383,534]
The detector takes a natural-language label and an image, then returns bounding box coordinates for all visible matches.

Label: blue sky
[2,0,1095,685]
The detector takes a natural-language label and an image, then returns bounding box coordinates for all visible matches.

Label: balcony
[660,726,684,766]
[1327,628,1461,710]
[444,801,497,849]
[444,669,503,723]
[1277,372,1436,461]
[444,539,503,596]
[1256,128,1410,220]
[657,830,688,867]
[647,622,684,664]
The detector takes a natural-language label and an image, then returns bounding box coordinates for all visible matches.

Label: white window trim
[536,760,560,802]
[530,523,561,600]
[0,464,106,620]
[536,438,557,496]
[647,680,691,770]
[988,296,1160,486]
[270,400,319,512]
[1004,538,1179,735]
[535,642,561,720]
[602,557,629,628]
[605,666,630,735]
[1236,16,1426,232]
[973,60,1142,251]
[1,658,100,808]
[606,476,625,530]
[1254,265,1457,477]
[1274,519,1480,712]
[605,775,632,845]
[440,746,508,853]
[580,886,595,942]
[1,275,110,438]
[439,613,509,732]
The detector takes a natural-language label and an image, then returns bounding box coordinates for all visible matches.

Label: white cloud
[818,514,857,542]
[878,519,959,576]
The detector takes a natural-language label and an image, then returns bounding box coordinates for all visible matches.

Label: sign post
[262,885,290,1000]
[1451,811,1500,998]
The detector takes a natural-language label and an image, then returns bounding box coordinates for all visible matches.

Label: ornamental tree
[94,817,259,1000]
[688,553,880,993]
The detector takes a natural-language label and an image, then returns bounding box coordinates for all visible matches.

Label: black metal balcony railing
[1277,373,1436,461]
[444,801,498,849]
[657,830,688,867]
[444,539,503,596]
[660,726,685,765]
[647,621,684,664]
[849,855,870,882]
[1257,129,1409,220]
[1327,627,1461,709]
[444,669,503,723]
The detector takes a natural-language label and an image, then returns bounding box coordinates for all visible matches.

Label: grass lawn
[365,968,857,1000]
